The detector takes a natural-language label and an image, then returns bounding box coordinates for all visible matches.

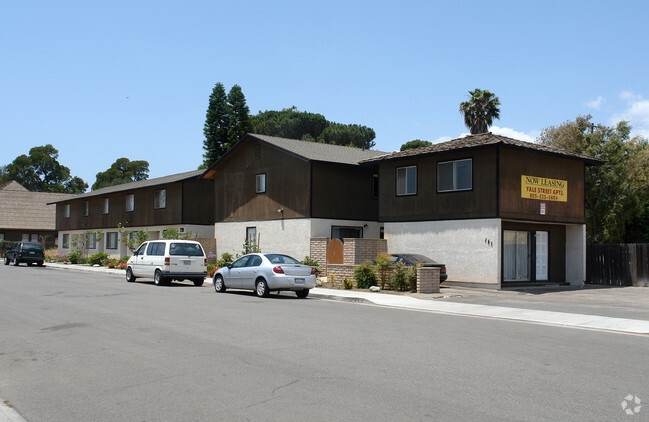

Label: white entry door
[535,231,549,281]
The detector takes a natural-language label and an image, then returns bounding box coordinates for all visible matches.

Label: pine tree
[227,84,252,148]
[202,83,230,167]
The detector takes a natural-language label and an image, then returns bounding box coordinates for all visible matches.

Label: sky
[2,0,648,190]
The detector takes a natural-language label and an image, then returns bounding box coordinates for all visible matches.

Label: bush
[353,262,377,289]
[89,253,110,266]
[406,265,419,292]
[375,253,392,289]
[343,278,353,290]
[216,252,233,268]
[301,256,320,276]
[390,262,409,291]
[68,251,80,264]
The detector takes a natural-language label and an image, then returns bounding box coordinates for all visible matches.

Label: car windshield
[264,254,301,265]
[169,243,204,256]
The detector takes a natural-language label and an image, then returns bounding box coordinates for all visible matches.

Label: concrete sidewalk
[44,262,649,335]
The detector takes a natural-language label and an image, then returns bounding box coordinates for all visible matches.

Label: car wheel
[295,289,310,299]
[193,278,204,287]
[12,258,19,266]
[3,256,9,266]
[27,262,33,267]
[255,279,270,297]
[213,275,226,293]
[126,267,136,283]
[37,261,44,267]
[154,269,167,286]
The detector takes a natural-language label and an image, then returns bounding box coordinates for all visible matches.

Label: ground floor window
[88,233,97,249]
[22,234,30,242]
[106,232,118,249]
[503,230,549,282]
[62,234,70,249]
[331,226,363,242]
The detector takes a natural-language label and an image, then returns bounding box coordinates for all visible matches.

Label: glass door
[503,230,531,281]
[535,231,549,281]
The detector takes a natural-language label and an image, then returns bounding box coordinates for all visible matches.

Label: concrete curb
[0,398,27,422]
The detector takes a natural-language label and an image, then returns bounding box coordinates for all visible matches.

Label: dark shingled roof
[48,169,204,204]
[359,132,604,165]
[0,182,76,230]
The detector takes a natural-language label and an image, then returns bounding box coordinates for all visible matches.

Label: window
[437,158,472,192]
[31,234,38,242]
[0,233,4,241]
[125,194,134,212]
[63,203,71,218]
[247,255,262,266]
[146,242,166,256]
[106,232,118,249]
[102,198,109,214]
[87,233,96,249]
[255,174,266,193]
[396,166,417,196]
[246,227,257,248]
[82,201,89,216]
[62,233,70,249]
[372,173,379,198]
[170,243,204,256]
[22,234,30,242]
[154,189,166,209]
[331,226,363,242]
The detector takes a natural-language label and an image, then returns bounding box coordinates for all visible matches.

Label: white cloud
[610,91,649,138]
[585,96,604,110]
[489,126,539,143]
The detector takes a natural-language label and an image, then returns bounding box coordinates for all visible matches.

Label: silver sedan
[212,253,316,298]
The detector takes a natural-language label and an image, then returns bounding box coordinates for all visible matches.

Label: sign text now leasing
[521,175,567,202]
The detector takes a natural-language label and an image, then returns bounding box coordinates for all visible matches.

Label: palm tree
[459,89,501,134]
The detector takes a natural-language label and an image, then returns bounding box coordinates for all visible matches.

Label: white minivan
[126,240,207,286]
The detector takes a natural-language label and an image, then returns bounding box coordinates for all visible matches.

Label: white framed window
[437,158,472,192]
[82,201,89,216]
[0,233,4,241]
[62,233,70,249]
[88,233,96,249]
[331,226,363,242]
[22,234,30,242]
[396,166,417,196]
[246,227,257,247]
[125,194,134,212]
[106,232,118,249]
[63,203,71,218]
[102,198,109,214]
[255,174,266,193]
[31,234,38,242]
[154,189,166,209]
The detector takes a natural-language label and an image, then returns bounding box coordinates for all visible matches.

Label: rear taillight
[272,266,284,274]
[204,258,207,266]
[310,267,315,275]
[164,257,170,266]
[440,267,446,273]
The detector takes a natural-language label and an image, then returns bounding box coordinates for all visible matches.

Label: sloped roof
[48,169,204,204]
[0,182,76,231]
[359,132,604,165]
[203,134,386,177]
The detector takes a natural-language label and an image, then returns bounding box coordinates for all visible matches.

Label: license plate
[295,278,305,285]
[29,251,35,255]
[183,260,191,265]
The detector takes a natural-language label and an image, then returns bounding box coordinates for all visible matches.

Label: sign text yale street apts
[521,175,568,202]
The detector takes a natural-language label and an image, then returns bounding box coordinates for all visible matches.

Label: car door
[224,256,250,288]
[130,242,149,277]
[239,255,263,289]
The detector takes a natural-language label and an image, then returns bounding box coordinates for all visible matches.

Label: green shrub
[68,251,80,264]
[390,262,409,291]
[353,262,377,289]
[301,256,320,276]
[375,252,392,289]
[406,264,420,292]
[89,253,110,266]
[216,252,234,268]
[343,278,353,290]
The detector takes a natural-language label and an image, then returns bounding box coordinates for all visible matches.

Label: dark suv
[4,242,45,266]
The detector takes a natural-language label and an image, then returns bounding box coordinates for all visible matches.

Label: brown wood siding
[182,179,214,224]
[378,148,498,221]
[214,139,310,221]
[311,162,378,220]
[502,221,566,284]
[55,183,187,231]
[499,148,585,223]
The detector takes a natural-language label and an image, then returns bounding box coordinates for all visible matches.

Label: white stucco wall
[215,218,382,260]
[384,219,502,286]
[565,224,586,286]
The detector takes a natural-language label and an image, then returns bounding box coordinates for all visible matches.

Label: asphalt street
[0,264,648,421]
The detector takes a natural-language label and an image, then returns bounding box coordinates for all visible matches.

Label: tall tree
[92,158,149,190]
[319,123,376,149]
[0,144,87,193]
[459,89,501,134]
[202,83,252,168]
[538,115,649,243]
[226,84,252,147]
[400,139,432,151]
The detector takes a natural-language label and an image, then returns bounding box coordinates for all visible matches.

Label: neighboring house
[360,132,603,288]
[0,181,75,248]
[50,170,214,258]
[202,134,386,259]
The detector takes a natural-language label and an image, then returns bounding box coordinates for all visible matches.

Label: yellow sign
[521,175,567,202]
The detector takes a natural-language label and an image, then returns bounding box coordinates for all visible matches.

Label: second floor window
[396,166,417,196]
[256,174,266,193]
[438,158,472,192]
[102,198,109,214]
[125,194,134,212]
[63,204,71,218]
[154,189,166,209]
[82,201,89,216]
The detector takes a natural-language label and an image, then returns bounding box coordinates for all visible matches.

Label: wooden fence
[586,243,649,286]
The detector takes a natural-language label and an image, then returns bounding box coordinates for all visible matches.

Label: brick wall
[417,267,440,293]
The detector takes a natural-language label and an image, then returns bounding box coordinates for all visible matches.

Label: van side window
[135,243,147,256]
[146,242,165,256]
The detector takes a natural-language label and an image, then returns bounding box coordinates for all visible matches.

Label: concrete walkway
[44,262,649,335]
